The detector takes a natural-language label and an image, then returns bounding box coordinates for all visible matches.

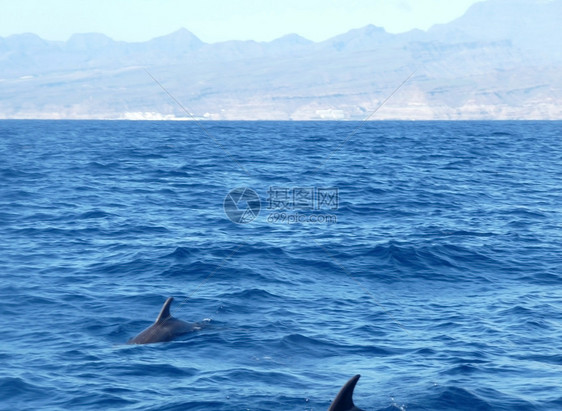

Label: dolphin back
[127,297,192,345]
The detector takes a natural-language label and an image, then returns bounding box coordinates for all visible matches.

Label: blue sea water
[1,120,561,410]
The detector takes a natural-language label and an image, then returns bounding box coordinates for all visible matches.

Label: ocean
[1,120,561,410]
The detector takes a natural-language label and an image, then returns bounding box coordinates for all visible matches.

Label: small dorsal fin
[155,297,174,323]
[328,374,362,411]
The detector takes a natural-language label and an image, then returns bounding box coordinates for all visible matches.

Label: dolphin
[328,374,364,411]
[127,297,196,344]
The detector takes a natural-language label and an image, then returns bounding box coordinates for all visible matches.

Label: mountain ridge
[0,0,560,120]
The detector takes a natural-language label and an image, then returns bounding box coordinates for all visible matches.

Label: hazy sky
[0,0,484,43]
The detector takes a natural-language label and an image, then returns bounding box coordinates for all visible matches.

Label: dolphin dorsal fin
[155,297,174,323]
[328,374,362,411]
